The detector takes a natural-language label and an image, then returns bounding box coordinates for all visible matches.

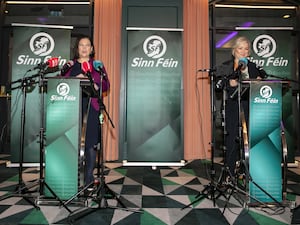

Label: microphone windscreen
[48,57,59,68]
[239,57,248,66]
[60,60,74,76]
[258,66,268,78]
[93,60,103,71]
[82,61,91,74]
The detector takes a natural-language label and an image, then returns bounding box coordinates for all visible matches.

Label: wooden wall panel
[93,0,122,161]
[183,0,211,160]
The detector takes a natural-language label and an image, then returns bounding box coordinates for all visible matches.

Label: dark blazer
[215,58,265,98]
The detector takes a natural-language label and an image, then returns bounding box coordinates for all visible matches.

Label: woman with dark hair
[63,35,110,187]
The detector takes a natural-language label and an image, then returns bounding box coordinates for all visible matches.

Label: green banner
[125,29,183,162]
[249,81,282,203]
[238,30,295,162]
[10,24,72,163]
[45,78,80,199]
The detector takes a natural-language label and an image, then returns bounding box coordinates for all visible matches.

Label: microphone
[236,57,248,71]
[257,66,268,78]
[81,61,91,75]
[60,60,74,76]
[215,79,224,90]
[93,60,106,77]
[28,57,59,71]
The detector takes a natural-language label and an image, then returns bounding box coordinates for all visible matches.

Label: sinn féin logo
[57,83,70,96]
[29,32,55,57]
[254,85,278,104]
[131,34,178,68]
[253,34,276,58]
[260,85,272,98]
[143,35,167,59]
[50,82,76,102]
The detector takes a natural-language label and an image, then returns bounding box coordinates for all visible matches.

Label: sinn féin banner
[10,24,72,164]
[124,28,184,165]
[238,30,295,163]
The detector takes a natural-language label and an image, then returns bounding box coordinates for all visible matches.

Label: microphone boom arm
[85,72,114,128]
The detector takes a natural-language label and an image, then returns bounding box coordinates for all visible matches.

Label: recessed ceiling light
[283,14,291,19]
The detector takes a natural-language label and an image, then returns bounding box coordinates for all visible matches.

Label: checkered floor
[0,155,299,225]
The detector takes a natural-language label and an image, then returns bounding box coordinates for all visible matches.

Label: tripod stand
[216,76,286,213]
[182,69,220,209]
[0,75,39,209]
[34,69,71,213]
[212,71,261,211]
[1,66,70,212]
[65,66,141,222]
[214,76,238,200]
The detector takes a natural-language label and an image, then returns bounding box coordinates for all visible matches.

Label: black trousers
[224,98,249,176]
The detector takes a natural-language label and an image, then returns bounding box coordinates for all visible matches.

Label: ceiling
[2,0,298,26]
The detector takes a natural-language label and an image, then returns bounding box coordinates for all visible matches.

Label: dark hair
[73,35,95,59]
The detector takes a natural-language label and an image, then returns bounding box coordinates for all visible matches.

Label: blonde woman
[216,36,266,179]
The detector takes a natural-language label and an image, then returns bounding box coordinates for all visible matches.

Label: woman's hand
[229,79,238,87]
[93,83,99,91]
[76,73,86,78]
[76,73,99,91]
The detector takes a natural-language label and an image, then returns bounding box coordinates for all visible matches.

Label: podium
[245,80,288,203]
[44,77,90,200]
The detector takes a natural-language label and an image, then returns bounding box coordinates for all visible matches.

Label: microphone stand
[35,68,71,213]
[1,67,73,213]
[66,68,141,222]
[214,74,237,202]
[182,69,219,209]
[0,76,39,209]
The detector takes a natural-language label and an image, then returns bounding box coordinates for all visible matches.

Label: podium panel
[45,78,81,199]
[248,80,283,203]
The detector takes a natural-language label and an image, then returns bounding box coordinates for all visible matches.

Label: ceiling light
[283,14,291,19]
[215,4,296,10]
[6,1,90,5]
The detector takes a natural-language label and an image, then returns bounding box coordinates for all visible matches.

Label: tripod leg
[222,187,235,214]
[91,178,126,209]
[0,191,39,209]
[182,193,206,210]
[182,181,217,210]
[103,183,126,208]
[237,159,285,209]
[42,181,72,213]
[63,181,94,206]
[214,164,236,201]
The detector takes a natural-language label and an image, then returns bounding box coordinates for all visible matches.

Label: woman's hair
[73,35,95,59]
[231,36,251,56]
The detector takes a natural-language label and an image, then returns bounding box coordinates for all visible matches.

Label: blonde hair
[231,36,251,56]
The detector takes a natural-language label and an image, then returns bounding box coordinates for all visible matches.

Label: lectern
[246,80,288,203]
[44,77,89,199]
